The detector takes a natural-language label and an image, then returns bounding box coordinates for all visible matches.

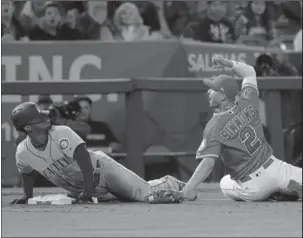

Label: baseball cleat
[268,193,299,202]
[287,180,302,200]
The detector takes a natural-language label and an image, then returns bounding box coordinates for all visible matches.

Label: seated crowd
[1,0,302,51]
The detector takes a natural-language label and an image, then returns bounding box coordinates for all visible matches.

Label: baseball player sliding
[179,55,302,202]
[10,102,184,204]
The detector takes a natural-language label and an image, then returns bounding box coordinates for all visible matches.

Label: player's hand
[72,192,94,204]
[212,55,233,69]
[10,197,29,205]
[179,188,197,201]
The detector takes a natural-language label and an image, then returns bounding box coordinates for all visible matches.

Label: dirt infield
[2,184,302,237]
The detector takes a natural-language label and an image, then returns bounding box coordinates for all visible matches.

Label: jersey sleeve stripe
[242,83,259,95]
[242,82,258,90]
[196,154,219,160]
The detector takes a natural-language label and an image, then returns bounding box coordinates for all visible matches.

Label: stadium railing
[2,76,302,178]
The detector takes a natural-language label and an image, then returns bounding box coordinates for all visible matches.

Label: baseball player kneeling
[10,102,184,205]
[179,55,302,202]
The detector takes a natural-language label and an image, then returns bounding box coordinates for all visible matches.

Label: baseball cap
[203,75,239,99]
[256,53,273,67]
[11,102,50,130]
[72,96,93,105]
[37,95,53,104]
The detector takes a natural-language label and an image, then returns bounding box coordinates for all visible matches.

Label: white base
[28,194,98,205]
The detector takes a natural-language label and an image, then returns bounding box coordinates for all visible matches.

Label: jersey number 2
[239,126,261,155]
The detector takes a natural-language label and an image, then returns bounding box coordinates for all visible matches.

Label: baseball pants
[92,151,184,202]
[220,155,302,201]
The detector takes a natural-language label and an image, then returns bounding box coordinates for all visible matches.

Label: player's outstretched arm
[58,126,95,203]
[73,143,94,201]
[212,55,257,90]
[180,157,216,200]
[11,171,37,204]
[231,61,257,90]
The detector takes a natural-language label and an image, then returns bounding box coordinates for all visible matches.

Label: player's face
[208,1,227,20]
[251,0,266,15]
[44,6,62,28]
[207,89,223,108]
[38,103,51,111]
[32,0,46,14]
[26,120,51,134]
[120,6,138,26]
[78,100,92,121]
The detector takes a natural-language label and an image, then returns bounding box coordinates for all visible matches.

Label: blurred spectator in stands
[255,51,298,77]
[226,1,248,24]
[86,0,107,25]
[273,49,299,77]
[100,2,163,41]
[106,1,172,38]
[63,1,102,40]
[1,10,29,42]
[2,1,29,42]
[286,1,302,52]
[28,2,83,40]
[163,1,207,37]
[72,96,121,153]
[37,95,53,110]
[254,52,300,149]
[2,0,14,31]
[19,0,48,33]
[234,0,276,45]
[2,17,29,42]
[60,1,87,14]
[162,1,190,37]
[293,29,302,52]
[107,1,122,20]
[273,1,300,42]
[254,54,279,77]
[183,1,235,43]
[138,1,172,38]
[65,8,80,30]
[280,1,302,32]
[269,47,301,166]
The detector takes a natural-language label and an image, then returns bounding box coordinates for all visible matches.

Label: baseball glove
[146,189,183,204]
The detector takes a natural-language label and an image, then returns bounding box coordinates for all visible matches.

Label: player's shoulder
[48,125,75,144]
[49,125,84,151]
[49,125,74,136]
[204,116,222,137]
[15,139,28,160]
[211,108,243,135]
[237,86,260,108]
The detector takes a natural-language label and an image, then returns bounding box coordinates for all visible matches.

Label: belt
[239,157,274,183]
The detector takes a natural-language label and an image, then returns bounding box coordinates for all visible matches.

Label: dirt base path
[2,185,302,237]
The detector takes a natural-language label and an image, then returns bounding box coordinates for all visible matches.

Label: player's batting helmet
[203,75,239,99]
[11,102,49,131]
